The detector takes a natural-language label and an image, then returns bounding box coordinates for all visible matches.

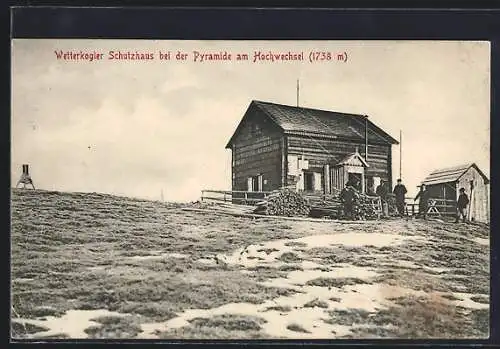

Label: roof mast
[399,129,402,180]
[297,79,304,162]
[296,79,300,107]
[364,115,369,163]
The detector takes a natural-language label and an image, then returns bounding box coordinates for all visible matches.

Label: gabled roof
[422,163,490,186]
[336,151,369,167]
[225,100,399,149]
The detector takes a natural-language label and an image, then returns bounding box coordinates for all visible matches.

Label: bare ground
[10,189,490,339]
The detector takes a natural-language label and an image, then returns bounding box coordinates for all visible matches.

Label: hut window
[314,173,323,191]
[288,155,299,175]
[248,175,263,192]
[257,175,263,191]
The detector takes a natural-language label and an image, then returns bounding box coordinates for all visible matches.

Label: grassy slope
[10,189,490,339]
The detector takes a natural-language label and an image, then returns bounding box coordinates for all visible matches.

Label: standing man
[455,187,470,223]
[393,178,408,217]
[376,180,389,218]
[346,177,356,189]
[415,184,429,220]
[340,185,357,220]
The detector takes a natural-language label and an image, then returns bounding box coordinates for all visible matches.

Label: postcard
[10,39,490,340]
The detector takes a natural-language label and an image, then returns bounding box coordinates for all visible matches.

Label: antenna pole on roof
[364,115,368,162]
[399,130,402,180]
[296,79,299,107]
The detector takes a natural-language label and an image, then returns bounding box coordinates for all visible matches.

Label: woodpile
[308,193,381,220]
[307,195,343,219]
[253,188,382,220]
[385,193,399,216]
[355,195,380,220]
[254,189,311,217]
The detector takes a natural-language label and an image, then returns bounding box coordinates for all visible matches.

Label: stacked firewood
[309,193,380,220]
[254,189,311,217]
[355,195,380,220]
[308,196,343,219]
[385,193,399,216]
[253,188,381,220]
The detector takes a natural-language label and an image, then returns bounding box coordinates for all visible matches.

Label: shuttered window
[314,172,323,192]
[248,175,264,192]
[247,177,253,192]
[258,175,263,191]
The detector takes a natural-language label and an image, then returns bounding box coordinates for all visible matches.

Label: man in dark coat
[393,179,408,217]
[376,180,389,217]
[455,187,470,223]
[346,178,358,190]
[415,184,429,220]
[340,185,357,220]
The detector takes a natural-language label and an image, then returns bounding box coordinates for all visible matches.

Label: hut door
[304,172,314,191]
[348,173,363,192]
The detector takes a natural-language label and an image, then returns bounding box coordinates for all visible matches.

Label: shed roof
[422,163,490,186]
[225,100,399,148]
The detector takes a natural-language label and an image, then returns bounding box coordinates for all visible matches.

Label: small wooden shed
[422,163,490,223]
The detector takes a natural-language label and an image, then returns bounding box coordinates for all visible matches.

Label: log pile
[307,195,343,219]
[254,189,311,217]
[308,193,381,220]
[385,193,399,216]
[355,195,380,220]
[253,188,382,220]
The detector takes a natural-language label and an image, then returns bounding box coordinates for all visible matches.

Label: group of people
[340,177,470,222]
[413,183,470,222]
[373,179,407,218]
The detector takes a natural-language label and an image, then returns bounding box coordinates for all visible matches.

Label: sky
[11,40,490,202]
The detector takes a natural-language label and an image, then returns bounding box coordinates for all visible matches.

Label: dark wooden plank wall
[286,135,392,181]
[423,183,457,216]
[425,184,456,201]
[232,109,283,191]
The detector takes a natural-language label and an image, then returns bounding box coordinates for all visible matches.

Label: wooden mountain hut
[225,100,399,199]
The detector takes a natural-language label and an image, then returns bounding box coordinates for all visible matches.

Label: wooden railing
[426,198,457,216]
[201,190,272,205]
[405,197,457,217]
[201,190,458,219]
